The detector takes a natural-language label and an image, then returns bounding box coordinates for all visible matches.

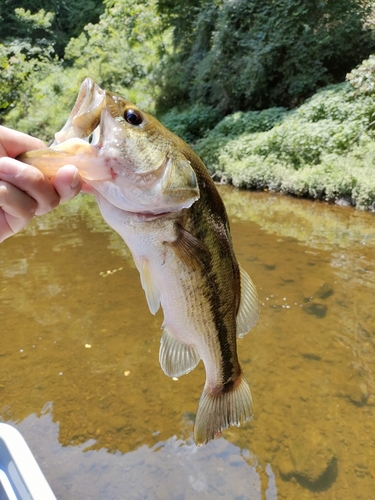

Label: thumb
[51,165,82,204]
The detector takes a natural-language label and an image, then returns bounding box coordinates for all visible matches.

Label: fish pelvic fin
[236,267,259,338]
[136,258,161,315]
[159,326,200,378]
[193,375,254,446]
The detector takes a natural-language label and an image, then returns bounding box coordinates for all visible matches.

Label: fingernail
[70,168,81,189]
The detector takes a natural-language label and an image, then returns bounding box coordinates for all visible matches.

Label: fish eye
[124,109,143,126]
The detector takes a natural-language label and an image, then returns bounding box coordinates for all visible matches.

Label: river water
[0,187,374,500]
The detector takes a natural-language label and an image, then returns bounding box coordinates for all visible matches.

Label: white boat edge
[0,423,57,500]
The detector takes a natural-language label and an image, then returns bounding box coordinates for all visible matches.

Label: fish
[18,78,260,445]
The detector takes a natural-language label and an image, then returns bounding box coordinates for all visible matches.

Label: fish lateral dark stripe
[170,210,237,386]
[205,256,237,386]
[188,195,240,388]
[222,379,235,394]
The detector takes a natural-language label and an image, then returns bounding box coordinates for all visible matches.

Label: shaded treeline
[157,0,375,112]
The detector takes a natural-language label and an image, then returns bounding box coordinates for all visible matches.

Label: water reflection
[0,189,374,499]
[17,411,274,500]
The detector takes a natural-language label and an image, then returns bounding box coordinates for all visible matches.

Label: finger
[0,157,60,216]
[0,181,37,242]
[0,125,46,158]
[51,165,82,204]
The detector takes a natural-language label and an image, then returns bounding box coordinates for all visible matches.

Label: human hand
[0,126,82,243]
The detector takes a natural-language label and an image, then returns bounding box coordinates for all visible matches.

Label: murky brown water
[0,186,374,500]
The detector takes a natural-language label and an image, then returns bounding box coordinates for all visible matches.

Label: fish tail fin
[193,375,253,446]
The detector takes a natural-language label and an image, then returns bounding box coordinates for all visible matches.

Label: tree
[0,8,56,117]
[0,0,104,57]
[65,0,169,109]
[0,0,105,121]
[2,0,169,139]
[156,0,375,112]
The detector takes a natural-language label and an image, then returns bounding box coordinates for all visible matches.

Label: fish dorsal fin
[236,267,259,338]
[137,258,161,315]
[159,325,200,378]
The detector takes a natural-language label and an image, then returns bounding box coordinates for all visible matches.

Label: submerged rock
[313,283,334,300]
[302,302,328,318]
[302,283,334,318]
[339,380,368,407]
[276,430,337,490]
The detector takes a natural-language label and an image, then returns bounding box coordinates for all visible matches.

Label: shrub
[194,82,375,210]
[159,105,222,143]
[211,107,288,137]
[347,54,375,96]
[194,107,289,169]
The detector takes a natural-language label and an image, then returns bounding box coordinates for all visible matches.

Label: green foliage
[159,105,222,143]
[221,118,364,169]
[0,3,54,45]
[2,0,170,138]
[195,83,375,210]
[0,0,103,123]
[64,0,169,110]
[0,0,104,57]
[195,107,290,168]
[0,39,55,116]
[157,0,375,112]
[347,54,375,95]
[13,7,55,35]
[3,66,90,143]
[224,149,375,211]
[209,108,288,137]
[0,6,56,118]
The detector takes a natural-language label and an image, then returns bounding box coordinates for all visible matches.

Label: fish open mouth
[52,78,105,146]
[17,79,112,181]
[18,77,200,216]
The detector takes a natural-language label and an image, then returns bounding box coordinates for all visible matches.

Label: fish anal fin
[137,258,161,315]
[236,267,259,338]
[194,375,253,446]
[169,223,208,268]
[159,326,200,378]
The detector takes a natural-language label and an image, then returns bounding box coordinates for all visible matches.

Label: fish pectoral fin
[236,267,259,338]
[169,223,208,268]
[159,326,200,378]
[137,258,161,315]
[194,375,254,446]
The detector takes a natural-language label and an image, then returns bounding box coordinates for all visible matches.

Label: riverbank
[163,82,375,211]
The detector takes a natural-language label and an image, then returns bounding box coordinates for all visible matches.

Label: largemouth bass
[19,78,259,445]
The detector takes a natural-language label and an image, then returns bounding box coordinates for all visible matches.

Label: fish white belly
[95,192,221,383]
